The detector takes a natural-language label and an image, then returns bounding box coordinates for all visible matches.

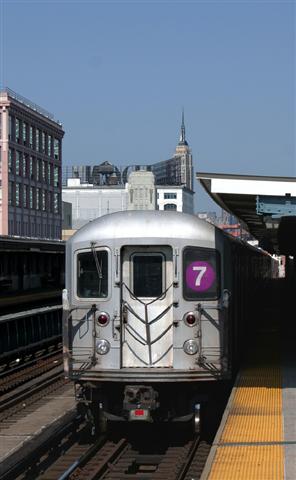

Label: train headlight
[184,312,197,327]
[183,339,199,355]
[96,339,110,355]
[97,312,110,326]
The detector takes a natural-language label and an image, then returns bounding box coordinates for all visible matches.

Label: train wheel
[97,410,108,434]
[193,403,201,434]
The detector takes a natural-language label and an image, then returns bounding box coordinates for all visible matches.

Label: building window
[42,190,46,211]
[54,192,59,213]
[15,118,20,142]
[30,187,34,208]
[15,151,21,175]
[30,156,33,178]
[22,122,27,144]
[42,131,46,153]
[164,203,177,210]
[8,182,12,206]
[23,153,27,177]
[42,160,46,181]
[48,163,51,184]
[48,135,51,157]
[164,192,177,199]
[54,138,59,160]
[54,166,59,187]
[23,185,27,207]
[15,183,20,206]
[36,129,40,151]
[8,115,12,140]
[36,187,39,210]
[8,148,13,173]
[29,126,33,148]
[37,159,41,181]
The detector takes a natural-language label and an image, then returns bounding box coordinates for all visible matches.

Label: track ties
[68,438,128,480]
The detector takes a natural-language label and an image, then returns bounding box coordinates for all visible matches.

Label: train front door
[121,246,174,367]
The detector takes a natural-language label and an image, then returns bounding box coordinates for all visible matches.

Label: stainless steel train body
[63,211,273,426]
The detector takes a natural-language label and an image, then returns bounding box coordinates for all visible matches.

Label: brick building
[0,88,64,239]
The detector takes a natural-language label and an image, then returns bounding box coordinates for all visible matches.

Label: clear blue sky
[1,0,295,211]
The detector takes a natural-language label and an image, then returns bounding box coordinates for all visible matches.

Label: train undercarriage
[74,380,227,435]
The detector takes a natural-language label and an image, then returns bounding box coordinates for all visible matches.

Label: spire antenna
[179,108,187,146]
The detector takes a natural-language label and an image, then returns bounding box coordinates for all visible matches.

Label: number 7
[192,266,207,286]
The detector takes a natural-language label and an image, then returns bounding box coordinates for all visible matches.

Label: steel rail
[54,433,210,480]
[0,365,65,421]
[66,438,128,480]
[0,350,62,393]
[0,410,82,480]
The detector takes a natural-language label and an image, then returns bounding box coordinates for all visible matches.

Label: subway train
[63,211,277,430]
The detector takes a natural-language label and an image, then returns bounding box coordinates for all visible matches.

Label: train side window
[132,254,163,298]
[77,250,108,298]
[183,247,220,300]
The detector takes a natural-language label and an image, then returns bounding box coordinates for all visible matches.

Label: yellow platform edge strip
[208,349,284,479]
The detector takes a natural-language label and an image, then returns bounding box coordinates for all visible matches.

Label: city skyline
[0,1,295,211]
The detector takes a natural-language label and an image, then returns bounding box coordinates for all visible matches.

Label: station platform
[202,279,296,480]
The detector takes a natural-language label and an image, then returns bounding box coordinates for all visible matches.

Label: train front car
[63,211,230,431]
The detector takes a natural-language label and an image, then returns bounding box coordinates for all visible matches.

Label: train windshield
[183,247,220,300]
[77,250,108,298]
[132,254,163,297]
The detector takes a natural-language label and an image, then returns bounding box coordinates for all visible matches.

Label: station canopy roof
[196,172,296,254]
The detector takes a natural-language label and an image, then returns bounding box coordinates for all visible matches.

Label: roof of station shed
[196,172,296,254]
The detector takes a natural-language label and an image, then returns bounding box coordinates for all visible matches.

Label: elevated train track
[5,426,211,480]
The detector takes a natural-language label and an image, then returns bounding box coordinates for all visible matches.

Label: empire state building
[173,110,193,191]
[150,111,193,191]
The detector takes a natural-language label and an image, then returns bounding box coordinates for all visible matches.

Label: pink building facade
[0,89,64,239]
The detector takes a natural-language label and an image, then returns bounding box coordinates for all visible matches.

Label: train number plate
[129,409,151,421]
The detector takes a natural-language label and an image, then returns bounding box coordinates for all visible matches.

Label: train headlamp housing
[183,312,198,327]
[97,312,110,326]
[96,339,110,355]
[183,339,199,355]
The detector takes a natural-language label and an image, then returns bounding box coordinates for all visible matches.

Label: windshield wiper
[90,242,103,295]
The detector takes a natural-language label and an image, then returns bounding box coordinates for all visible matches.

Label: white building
[63,176,194,231]
[157,186,194,213]
[62,178,128,229]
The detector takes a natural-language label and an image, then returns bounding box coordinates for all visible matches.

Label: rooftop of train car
[68,210,221,245]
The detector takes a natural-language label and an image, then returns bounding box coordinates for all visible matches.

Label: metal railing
[0,87,62,125]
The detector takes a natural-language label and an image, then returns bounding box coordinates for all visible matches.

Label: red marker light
[97,313,109,326]
[134,409,144,416]
[184,312,197,326]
